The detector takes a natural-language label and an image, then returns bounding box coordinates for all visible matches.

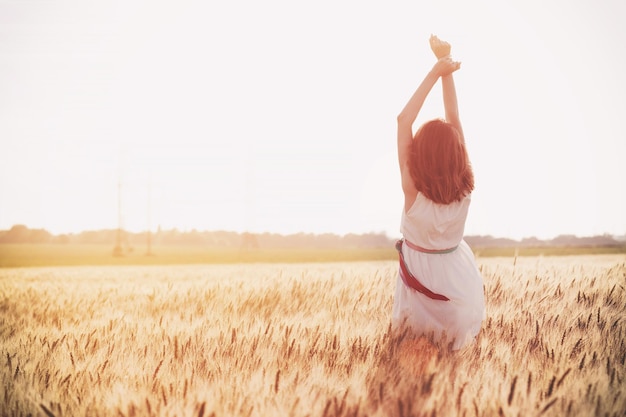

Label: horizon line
[1,224,624,243]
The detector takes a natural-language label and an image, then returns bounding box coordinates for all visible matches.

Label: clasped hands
[429,34,461,76]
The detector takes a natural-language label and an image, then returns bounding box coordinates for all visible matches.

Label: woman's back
[401,193,470,250]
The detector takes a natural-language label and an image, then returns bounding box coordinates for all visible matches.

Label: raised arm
[430,35,464,142]
[397,56,461,202]
[396,69,438,173]
[442,73,464,143]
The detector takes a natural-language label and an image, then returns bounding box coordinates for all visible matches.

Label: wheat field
[1,255,625,416]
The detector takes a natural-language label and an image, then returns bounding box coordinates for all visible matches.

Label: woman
[392,35,485,350]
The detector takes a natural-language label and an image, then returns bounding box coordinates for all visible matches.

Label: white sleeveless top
[401,192,471,250]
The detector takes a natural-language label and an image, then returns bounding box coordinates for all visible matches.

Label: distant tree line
[464,234,625,248]
[0,225,624,249]
[0,225,394,248]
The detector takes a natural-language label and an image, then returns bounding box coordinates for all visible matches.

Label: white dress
[392,192,485,350]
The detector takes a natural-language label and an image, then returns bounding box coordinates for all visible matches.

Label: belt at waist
[403,238,458,254]
[395,239,450,301]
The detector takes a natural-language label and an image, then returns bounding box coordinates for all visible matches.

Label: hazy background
[1,0,625,240]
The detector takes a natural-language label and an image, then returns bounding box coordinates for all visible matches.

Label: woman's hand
[431,56,461,78]
[429,34,451,59]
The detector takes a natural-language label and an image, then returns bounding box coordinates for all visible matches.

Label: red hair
[409,119,474,204]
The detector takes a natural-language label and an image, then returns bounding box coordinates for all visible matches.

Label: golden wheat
[1,256,625,416]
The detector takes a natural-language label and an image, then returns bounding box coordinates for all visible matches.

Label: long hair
[409,119,474,204]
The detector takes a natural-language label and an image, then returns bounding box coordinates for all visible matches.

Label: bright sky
[1,0,625,240]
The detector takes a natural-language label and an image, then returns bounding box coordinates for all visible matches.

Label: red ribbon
[396,239,450,301]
